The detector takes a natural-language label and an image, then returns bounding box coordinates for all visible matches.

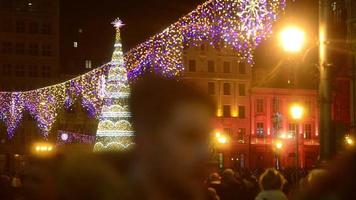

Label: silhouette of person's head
[259,168,286,191]
[129,74,214,199]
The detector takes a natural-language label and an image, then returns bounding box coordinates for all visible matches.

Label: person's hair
[259,168,286,190]
[129,73,215,140]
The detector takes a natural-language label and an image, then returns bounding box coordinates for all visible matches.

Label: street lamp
[280,26,305,53]
[290,104,304,120]
[345,135,354,147]
[32,142,55,156]
[274,140,283,170]
[215,132,228,144]
[290,104,304,170]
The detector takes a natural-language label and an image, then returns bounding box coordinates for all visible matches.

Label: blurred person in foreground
[299,149,356,200]
[255,168,288,200]
[121,74,215,200]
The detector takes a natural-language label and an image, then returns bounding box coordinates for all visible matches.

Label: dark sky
[60,0,206,51]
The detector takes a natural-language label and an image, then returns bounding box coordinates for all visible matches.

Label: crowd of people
[0,74,355,200]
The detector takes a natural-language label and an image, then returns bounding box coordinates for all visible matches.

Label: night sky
[60,0,205,51]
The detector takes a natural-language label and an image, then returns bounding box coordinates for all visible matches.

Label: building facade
[0,0,60,91]
[182,44,321,169]
[249,88,319,169]
[183,44,252,168]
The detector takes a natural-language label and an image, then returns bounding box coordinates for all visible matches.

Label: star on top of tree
[112,18,125,29]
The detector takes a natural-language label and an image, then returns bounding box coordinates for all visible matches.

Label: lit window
[288,123,298,137]
[256,99,264,113]
[207,60,215,72]
[73,42,78,48]
[188,60,196,72]
[256,123,264,137]
[239,62,246,74]
[238,106,245,119]
[223,83,231,95]
[239,84,246,96]
[272,97,280,113]
[223,105,231,117]
[223,61,230,73]
[85,60,92,69]
[304,124,312,139]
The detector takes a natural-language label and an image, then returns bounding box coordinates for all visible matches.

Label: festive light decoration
[125,0,286,78]
[0,66,110,138]
[93,18,134,152]
[57,130,96,145]
[0,0,285,138]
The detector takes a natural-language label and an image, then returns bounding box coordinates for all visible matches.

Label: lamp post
[280,8,332,163]
[290,104,304,169]
[274,140,283,170]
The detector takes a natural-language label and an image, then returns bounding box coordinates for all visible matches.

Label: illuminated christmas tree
[93,18,134,152]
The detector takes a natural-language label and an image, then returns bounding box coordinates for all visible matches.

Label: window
[223,83,231,95]
[238,106,245,119]
[207,60,215,72]
[239,62,246,74]
[256,99,264,113]
[208,82,215,95]
[15,43,25,55]
[223,61,230,73]
[256,123,264,137]
[224,128,231,137]
[28,43,39,55]
[304,124,312,139]
[288,123,297,137]
[2,42,13,54]
[42,65,51,77]
[41,44,51,56]
[73,42,78,48]
[237,128,246,142]
[188,60,196,72]
[41,22,51,34]
[272,97,280,113]
[85,60,92,69]
[305,100,312,116]
[16,21,25,33]
[29,21,39,34]
[238,84,246,96]
[223,105,231,117]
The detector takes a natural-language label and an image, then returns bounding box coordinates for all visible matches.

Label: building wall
[250,88,319,169]
[182,44,252,168]
[0,0,60,91]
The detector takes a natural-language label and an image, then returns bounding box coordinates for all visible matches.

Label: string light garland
[125,0,286,78]
[0,0,285,138]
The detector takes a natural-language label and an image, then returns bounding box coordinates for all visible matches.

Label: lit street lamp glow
[280,26,305,53]
[290,104,304,120]
[276,141,283,150]
[345,135,354,146]
[32,142,54,155]
[215,131,228,144]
